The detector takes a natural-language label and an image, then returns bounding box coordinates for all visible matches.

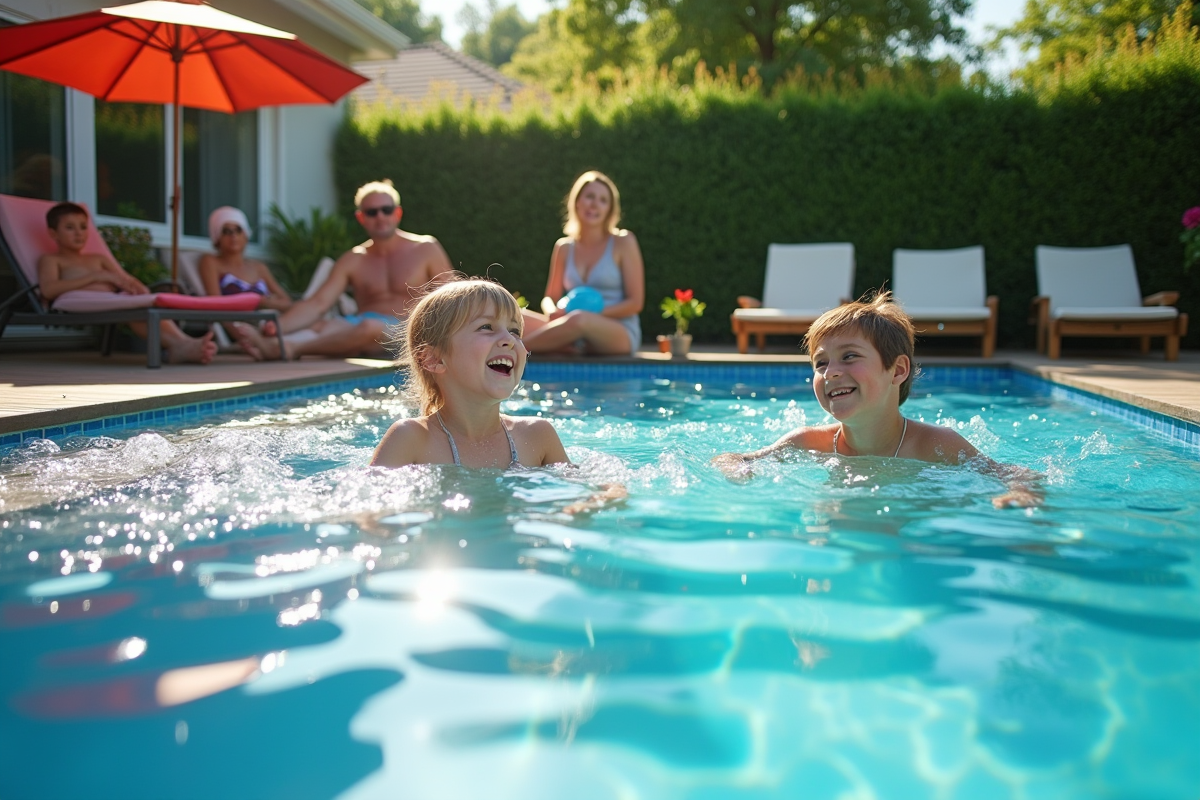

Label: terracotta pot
[656,334,671,353]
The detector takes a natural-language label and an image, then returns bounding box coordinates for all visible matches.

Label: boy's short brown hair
[46,202,88,231]
[804,291,917,404]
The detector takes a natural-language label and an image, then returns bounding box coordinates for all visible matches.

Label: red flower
[674,289,693,303]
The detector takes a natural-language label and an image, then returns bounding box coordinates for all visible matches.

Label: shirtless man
[37,202,217,364]
[231,180,453,360]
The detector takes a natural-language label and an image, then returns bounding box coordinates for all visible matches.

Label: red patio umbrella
[0,0,368,281]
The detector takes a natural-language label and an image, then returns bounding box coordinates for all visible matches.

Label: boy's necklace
[833,418,907,458]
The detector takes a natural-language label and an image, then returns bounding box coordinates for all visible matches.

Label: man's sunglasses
[361,205,396,218]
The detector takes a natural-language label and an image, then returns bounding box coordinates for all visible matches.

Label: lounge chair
[0,193,283,368]
[1031,245,1188,361]
[892,246,998,357]
[731,243,855,354]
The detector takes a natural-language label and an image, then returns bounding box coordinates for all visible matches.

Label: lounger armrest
[737,296,762,309]
[986,295,999,311]
[0,283,41,313]
[1143,291,1179,306]
[1029,295,1049,325]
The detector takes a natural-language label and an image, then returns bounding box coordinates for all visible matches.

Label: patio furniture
[892,246,998,357]
[303,256,358,317]
[0,193,283,368]
[730,243,856,354]
[1031,244,1187,360]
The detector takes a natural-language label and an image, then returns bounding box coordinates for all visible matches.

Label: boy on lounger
[37,202,217,364]
[712,292,1042,508]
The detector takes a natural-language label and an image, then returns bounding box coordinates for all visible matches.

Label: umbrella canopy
[0,0,369,278]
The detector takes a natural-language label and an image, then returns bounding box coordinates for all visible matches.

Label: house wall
[0,0,396,258]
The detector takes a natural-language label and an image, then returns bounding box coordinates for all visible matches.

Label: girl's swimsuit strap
[436,412,520,468]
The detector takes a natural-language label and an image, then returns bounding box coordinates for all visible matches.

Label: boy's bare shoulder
[782,424,837,453]
[907,420,978,464]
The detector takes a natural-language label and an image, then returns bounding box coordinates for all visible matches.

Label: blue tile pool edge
[3,363,1199,451]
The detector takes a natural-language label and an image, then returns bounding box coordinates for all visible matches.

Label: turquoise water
[2,369,1199,799]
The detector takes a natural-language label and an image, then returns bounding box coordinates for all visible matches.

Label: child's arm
[36,254,130,300]
[921,426,1043,509]
[711,427,826,482]
[370,419,425,467]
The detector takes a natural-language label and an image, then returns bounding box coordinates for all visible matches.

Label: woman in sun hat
[198,206,292,311]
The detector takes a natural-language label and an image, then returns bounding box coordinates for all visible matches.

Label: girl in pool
[520,170,645,355]
[371,276,569,468]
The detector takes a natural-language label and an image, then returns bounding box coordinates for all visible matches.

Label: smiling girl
[370,276,568,468]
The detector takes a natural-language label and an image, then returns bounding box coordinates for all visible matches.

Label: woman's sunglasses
[220,225,244,236]
[361,205,396,218]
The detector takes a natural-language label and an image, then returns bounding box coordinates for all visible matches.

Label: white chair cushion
[1052,306,1178,321]
[761,243,855,311]
[733,308,827,322]
[902,306,993,321]
[893,246,986,308]
[1036,245,1144,308]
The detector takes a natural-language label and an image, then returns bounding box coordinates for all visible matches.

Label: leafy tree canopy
[507,0,976,91]
[354,0,444,43]
[460,0,537,66]
[992,0,1199,83]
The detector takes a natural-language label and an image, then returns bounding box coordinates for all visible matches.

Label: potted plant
[660,288,706,358]
[1182,206,1200,271]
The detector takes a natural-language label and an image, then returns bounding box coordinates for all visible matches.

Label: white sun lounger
[1032,245,1187,360]
[892,245,998,357]
[730,242,855,354]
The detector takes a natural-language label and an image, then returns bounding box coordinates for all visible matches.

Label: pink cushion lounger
[0,192,280,368]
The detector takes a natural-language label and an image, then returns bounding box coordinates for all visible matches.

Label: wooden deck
[2,347,1199,435]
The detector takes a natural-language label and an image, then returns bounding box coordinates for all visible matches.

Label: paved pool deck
[2,346,1199,436]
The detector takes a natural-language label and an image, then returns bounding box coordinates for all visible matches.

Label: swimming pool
[2,364,1199,800]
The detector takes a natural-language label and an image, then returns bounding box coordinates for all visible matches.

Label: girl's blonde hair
[563,170,622,239]
[393,274,524,416]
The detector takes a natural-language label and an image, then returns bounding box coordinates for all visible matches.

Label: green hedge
[336,74,1200,349]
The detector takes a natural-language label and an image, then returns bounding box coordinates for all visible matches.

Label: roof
[274,0,408,61]
[352,41,528,110]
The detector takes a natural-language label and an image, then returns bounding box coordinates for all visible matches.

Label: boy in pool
[36,202,217,364]
[371,276,569,468]
[712,292,1042,508]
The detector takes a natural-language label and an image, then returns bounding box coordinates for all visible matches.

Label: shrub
[264,204,359,293]
[97,224,167,287]
[337,40,1200,349]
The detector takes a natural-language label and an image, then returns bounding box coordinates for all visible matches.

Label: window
[183,108,259,241]
[0,72,66,200]
[95,101,166,222]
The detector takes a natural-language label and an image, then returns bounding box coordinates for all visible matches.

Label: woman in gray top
[521,170,645,355]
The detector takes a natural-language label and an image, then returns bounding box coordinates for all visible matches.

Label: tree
[354,0,443,43]
[508,0,974,91]
[992,0,1199,83]
[506,0,656,90]
[646,0,975,81]
[460,0,537,66]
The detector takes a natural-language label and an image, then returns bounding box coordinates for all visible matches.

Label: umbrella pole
[170,54,181,287]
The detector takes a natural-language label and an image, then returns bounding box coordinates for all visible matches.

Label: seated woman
[520,171,644,355]
[197,207,292,312]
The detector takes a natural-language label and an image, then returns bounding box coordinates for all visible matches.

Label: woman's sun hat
[208,206,251,246]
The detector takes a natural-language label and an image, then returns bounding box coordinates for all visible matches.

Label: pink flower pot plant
[1182,206,1200,271]
[660,288,706,358]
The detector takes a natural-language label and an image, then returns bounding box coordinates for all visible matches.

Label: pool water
[2,370,1199,799]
